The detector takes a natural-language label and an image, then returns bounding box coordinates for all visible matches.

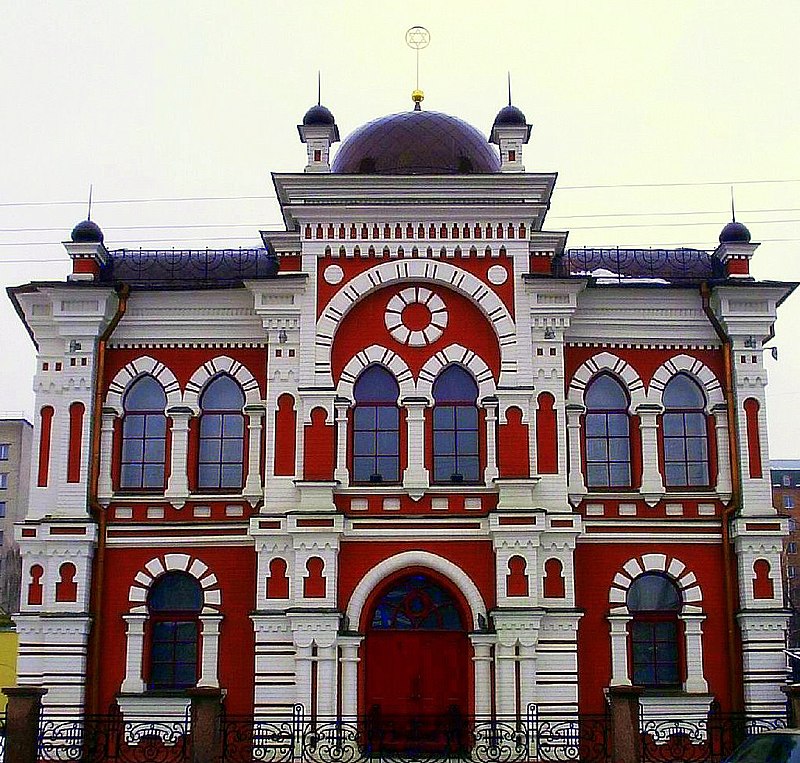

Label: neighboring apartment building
[0,418,31,613]
[772,460,800,649]
[5,90,796,739]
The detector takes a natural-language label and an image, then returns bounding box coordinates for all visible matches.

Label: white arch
[127,552,221,614]
[105,355,181,414]
[567,351,647,410]
[648,354,724,410]
[346,551,487,630]
[183,355,261,413]
[337,345,415,400]
[608,553,703,615]
[417,344,495,401]
[316,259,516,381]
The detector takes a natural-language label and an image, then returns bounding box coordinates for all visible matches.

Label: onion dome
[493,104,527,127]
[70,219,104,244]
[302,104,336,126]
[332,110,500,175]
[719,220,751,244]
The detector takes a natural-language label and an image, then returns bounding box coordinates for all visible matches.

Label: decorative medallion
[323,264,344,285]
[385,287,448,347]
[487,264,508,285]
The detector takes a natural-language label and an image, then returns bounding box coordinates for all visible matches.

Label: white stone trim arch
[337,345,415,401]
[121,553,223,694]
[607,553,707,692]
[567,351,647,411]
[105,355,181,414]
[316,259,516,381]
[648,354,724,411]
[346,551,487,630]
[417,344,496,401]
[183,355,261,414]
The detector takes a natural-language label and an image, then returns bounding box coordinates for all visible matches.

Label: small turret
[297,96,340,173]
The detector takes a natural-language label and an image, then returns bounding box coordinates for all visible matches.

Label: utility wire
[1,177,800,208]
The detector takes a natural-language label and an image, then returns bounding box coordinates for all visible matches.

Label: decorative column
[494,642,517,716]
[120,613,147,693]
[339,636,363,717]
[403,398,429,494]
[482,397,499,483]
[295,644,313,712]
[681,614,708,693]
[244,404,265,501]
[470,634,495,717]
[97,408,116,501]
[198,614,223,687]
[565,404,586,503]
[334,398,350,486]
[637,404,665,505]
[608,614,633,686]
[317,644,338,716]
[165,407,192,503]
[712,403,733,502]
[518,644,537,713]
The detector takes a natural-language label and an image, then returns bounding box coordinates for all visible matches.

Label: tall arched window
[121,376,167,490]
[198,375,245,490]
[352,366,400,484]
[147,572,203,690]
[627,573,681,688]
[584,375,631,488]
[662,374,709,487]
[432,366,480,484]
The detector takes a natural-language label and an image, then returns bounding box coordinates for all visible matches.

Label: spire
[406,26,430,111]
[87,184,93,222]
[507,71,512,107]
[317,70,321,106]
[730,185,736,223]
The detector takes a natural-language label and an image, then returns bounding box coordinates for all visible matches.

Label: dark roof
[493,104,527,127]
[71,219,104,243]
[332,110,501,175]
[303,104,336,126]
[719,221,752,244]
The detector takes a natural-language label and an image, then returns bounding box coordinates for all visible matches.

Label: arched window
[352,366,400,484]
[627,573,681,689]
[432,366,480,484]
[663,374,709,487]
[584,375,631,488]
[121,376,167,490]
[370,575,463,630]
[147,572,203,691]
[199,375,245,491]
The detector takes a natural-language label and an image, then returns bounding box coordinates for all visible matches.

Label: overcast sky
[2,1,799,457]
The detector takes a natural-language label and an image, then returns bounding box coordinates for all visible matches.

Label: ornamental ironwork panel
[103,248,279,288]
[38,711,190,763]
[556,247,721,284]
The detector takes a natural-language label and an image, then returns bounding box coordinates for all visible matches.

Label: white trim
[337,345,415,400]
[346,551,487,630]
[105,356,181,414]
[417,344,495,401]
[649,354,724,410]
[567,351,646,410]
[127,552,222,612]
[184,355,261,413]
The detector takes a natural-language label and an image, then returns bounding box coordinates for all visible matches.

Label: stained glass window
[371,575,462,631]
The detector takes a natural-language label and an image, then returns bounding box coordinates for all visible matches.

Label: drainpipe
[701,282,743,713]
[86,284,129,716]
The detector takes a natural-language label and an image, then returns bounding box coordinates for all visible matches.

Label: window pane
[433,366,477,403]
[353,458,373,482]
[585,375,627,409]
[664,374,704,408]
[586,439,608,461]
[456,406,478,428]
[223,415,244,438]
[609,439,630,461]
[124,415,145,437]
[198,464,220,488]
[609,463,631,486]
[201,415,222,438]
[199,440,221,463]
[685,413,706,436]
[457,431,479,455]
[120,464,142,488]
[688,463,709,486]
[665,463,686,486]
[433,407,454,428]
[459,457,480,482]
[434,432,455,455]
[434,457,455,482]
[143,464,164,488]
[354,366,399,403]
[354,407,376,429]
[145,416,166,437]
[125,376,166,411]
[377,407,399,429]
[144,439,165,462]
[607,414,629,437]
[221,464,242,488]
[664,438,686,461]
[376,457,399,482]
[174,664,197,688]
[662,414,683,436]
[587,464,608,487]
[377,431,398,455]
[687,438,707,460]
[585,414,606,437]
[354,432,375,455]
[222,439,243,462]
[149,573,203,611]
[201,375,244,410]
[122,439,144,463]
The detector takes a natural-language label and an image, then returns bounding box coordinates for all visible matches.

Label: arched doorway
[362,572,470,748]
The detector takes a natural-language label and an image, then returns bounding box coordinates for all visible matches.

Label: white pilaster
[198,614,224,687]
[97,409,116,503]
[244,404,265,502]
[482,397,499,483]
[681,613,708,693]
[402,398,429,495]
[470,635,495,716]
[121,613,147,693]
[334,398,350,486]
[165,407,191,504]
[339,635,363,717]
[712,404,733,502]
[565,404,586,505]
[608,614,632,686]
[637,405,665,505]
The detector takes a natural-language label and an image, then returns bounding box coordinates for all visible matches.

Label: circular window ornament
[385,287,448,347]
[487,264,508,285]
[323,264,344,285]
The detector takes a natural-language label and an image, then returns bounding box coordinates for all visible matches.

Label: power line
[1,177,799,208]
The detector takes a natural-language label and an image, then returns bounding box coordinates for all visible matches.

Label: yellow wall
[0,629,19,708]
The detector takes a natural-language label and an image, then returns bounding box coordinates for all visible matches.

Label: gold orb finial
[412,89,424,111]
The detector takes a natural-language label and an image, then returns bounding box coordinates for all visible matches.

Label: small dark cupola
[297,74,340,173]
[64,188,109,281]
[490,75,532,172]
[714,193,758,278]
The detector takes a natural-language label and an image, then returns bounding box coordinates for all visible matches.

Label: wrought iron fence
[220,706,609,763]
[38,708,190,763]
[640,702,787,763]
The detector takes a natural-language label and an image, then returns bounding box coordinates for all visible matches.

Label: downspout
[701,281,744,713]
[86,284,129,716]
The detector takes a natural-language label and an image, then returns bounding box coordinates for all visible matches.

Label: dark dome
[719,221,751,244]
[493,104,527,126]
[70,219,104,244]
[303,104,335,126]
[332,110,501,175]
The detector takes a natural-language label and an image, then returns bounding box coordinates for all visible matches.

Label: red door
[362,574,470,752]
